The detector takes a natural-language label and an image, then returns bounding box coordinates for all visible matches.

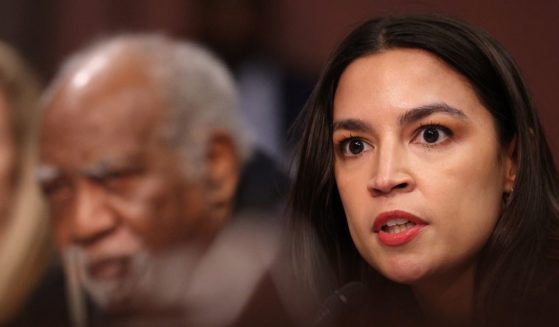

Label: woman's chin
[376,259,431,285]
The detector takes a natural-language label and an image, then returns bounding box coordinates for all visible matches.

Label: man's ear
[206,131,241,222]
[503,136,518,192]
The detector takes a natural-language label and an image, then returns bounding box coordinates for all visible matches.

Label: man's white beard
[63,244,202,315]
[62,217,283,326]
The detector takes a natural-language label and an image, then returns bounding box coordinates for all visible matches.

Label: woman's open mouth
[381,218,417,234]
[373,211,427,246]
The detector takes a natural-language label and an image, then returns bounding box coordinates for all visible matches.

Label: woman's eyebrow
[399,103,468,126]
[332,103,467,132]
[332,119,373,132]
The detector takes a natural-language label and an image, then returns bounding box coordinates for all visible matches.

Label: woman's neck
[411,264,475,327]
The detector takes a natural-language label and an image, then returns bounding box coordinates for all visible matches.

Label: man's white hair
[44,34,252,178]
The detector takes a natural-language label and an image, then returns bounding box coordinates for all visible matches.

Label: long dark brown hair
[288,14,559,323]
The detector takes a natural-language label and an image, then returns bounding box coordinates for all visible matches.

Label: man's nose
[367,141,415,197]
[70,181,117,245]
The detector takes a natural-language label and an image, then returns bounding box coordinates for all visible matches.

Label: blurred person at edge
[36,35,290,326]
[0,41,53,325]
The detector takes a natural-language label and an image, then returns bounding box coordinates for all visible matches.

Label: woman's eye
[414,125,452,145]
[340,138,371,156]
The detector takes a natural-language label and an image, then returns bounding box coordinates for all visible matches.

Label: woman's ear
[205,131,241,223]
[503,136,518,192]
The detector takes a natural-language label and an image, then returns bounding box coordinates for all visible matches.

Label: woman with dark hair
[288,14,559,326]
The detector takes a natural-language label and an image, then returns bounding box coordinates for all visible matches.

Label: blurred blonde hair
[0,41,52,323]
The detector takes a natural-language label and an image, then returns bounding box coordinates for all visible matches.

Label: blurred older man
[36,35,289,326]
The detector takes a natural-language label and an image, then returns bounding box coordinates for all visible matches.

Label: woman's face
[332,49,516,286]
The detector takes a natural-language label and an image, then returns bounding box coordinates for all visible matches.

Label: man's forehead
[47,48,164,118]
[40,58,167,156]
[44,86,160,125]
[70,54,111,90]
[39,125,154,169]
[38,50,176,175]
[67,49,151,93]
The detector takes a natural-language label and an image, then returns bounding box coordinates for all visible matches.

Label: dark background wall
[0,0,557,160]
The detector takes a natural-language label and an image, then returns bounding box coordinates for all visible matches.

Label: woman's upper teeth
[385,218,409,227]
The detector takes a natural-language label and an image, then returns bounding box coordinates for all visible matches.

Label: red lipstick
[373,210,427,247]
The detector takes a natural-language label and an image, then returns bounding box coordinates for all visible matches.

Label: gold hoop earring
[503,188,514,207]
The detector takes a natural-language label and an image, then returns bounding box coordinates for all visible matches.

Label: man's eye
[413,125,453,146]
[41,179,72,202]
[99,168,143,193]
[340,138,371,157]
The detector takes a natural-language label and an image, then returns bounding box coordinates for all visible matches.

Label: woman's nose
[366,143,415,197]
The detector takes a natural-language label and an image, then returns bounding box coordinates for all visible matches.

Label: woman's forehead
[333,49,484,122]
